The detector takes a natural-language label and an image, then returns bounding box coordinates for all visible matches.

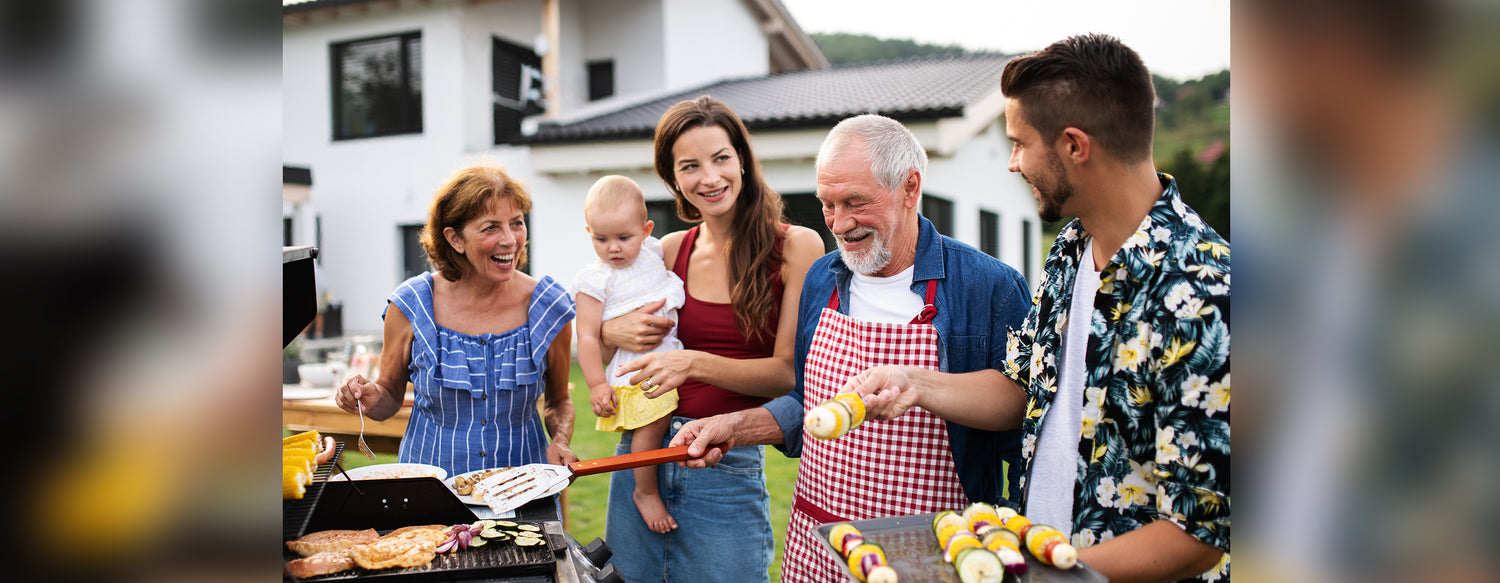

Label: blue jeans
[604,416,774,583]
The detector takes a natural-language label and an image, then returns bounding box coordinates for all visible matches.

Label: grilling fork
[476,443,727,514]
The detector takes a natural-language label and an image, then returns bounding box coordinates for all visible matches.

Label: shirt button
[482,394,488,400]
[479,451,487,457]
[481,419,487,426]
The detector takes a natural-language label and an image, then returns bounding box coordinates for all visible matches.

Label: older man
[669,114,1030,583]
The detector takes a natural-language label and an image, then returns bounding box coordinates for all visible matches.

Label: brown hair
[1000,33,1156,163]
[420,163,532,281]
[653,95,786,339]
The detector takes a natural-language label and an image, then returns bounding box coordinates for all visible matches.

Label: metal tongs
[476,443,727,514]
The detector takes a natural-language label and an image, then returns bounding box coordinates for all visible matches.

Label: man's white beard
[837,226,892,275]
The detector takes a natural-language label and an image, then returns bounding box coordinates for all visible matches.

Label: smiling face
[816,147,913,276]
[1006,98,1076,222]
[585,204,652,268]
[670,125,743,221]
[444,196,527,284]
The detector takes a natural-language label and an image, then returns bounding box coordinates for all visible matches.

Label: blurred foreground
[1234,1,1499,582]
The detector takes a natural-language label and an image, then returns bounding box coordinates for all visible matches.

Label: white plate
[329,463,447,482]
[282,385,334,400]
[443,468,517,506]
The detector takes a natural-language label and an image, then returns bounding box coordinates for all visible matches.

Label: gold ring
[642,378,656,390]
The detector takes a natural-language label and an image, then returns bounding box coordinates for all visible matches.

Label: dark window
[1022,219,1034,280]
[922,195,954,237]
[645,200,694,237]
[782,193,835,252]
[979,210,1000,258]
[284,217,293,247]
[587,60,614,101]
[332,32,422,140]
[493,36,544,144]
[400,224,428,281]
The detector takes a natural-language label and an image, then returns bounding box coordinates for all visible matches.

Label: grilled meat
[285,550,355,578]
[347,536,439,570]
[383,524,451,547]
[286,528,381,556]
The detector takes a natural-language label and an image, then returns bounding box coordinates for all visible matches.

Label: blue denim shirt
[764,216,1031,505]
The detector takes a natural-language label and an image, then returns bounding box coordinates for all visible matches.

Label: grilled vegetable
[832,393,867,427]
[961,502,997,521]
[953,547,1003,583]
[1023,525,1077,569]
[982,527,1028,574]
[845,542,893,583]
[805,399,852,440]
[943,531,982,563]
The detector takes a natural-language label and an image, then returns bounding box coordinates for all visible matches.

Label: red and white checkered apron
[781,281,970,583]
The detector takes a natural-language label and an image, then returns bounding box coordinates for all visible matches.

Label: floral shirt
[1003,174,1230,582]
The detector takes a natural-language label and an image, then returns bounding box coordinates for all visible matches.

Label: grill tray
[284,520,556,582]
[814,512,1108,583]
[284,442,343,540]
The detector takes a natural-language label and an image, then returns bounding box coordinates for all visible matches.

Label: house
[283,0,1040,335]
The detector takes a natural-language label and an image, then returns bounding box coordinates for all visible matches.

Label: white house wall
[923,120,1042,287]
[662,0,767,90]
[580,0,666,106]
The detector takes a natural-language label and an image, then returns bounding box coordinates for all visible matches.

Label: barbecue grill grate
[286,521,556,582]
[284,441,343,540]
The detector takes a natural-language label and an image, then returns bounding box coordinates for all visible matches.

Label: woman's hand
[839,366,921,421]
[589,383,618,417]
[335,374,386,417]
[600,299,675,353]
[618,350,699,399]
[546,441,578,466]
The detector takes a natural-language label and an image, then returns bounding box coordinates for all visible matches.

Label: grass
[290,361,801,580]
[1153,102,1230,162]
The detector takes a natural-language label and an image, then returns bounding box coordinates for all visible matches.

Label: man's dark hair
[1000,33,1156,163]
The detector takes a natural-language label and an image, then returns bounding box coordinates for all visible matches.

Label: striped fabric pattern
[386,272,576,477]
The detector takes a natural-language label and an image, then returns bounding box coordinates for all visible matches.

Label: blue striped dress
[386,272,576,476]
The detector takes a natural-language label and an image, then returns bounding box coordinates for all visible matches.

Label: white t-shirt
[849,265,924,324]
[1025,241,1100,532]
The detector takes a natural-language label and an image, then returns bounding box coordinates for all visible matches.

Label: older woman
[600,96,824,582]
[336,163,578,477]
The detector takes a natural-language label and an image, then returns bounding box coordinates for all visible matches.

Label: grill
[284,520,558,582]
[285,442,343,540]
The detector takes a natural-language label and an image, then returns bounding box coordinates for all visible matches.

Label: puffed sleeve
[572,262,610,303]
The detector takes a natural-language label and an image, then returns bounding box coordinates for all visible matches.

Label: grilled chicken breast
[285,529,381,556]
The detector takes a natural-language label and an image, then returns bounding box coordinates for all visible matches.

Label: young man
[680,34,1230,582]
[669,113,1031,583]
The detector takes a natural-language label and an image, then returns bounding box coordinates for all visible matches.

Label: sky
[779,0,1230,82]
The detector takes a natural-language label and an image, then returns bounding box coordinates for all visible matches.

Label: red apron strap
[910,280,938,325]
[793,493,848,524]
[830,281,937,324]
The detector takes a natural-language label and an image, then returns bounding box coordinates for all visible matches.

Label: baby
[573,175,686,533]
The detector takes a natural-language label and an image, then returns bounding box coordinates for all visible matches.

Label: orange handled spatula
[476,443,728,514]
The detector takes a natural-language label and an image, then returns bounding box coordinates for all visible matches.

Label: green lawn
[296,361,801,579]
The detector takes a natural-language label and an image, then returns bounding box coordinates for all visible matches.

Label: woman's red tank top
[670,225,784,419]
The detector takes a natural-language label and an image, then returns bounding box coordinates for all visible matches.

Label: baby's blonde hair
[584,175,648,224]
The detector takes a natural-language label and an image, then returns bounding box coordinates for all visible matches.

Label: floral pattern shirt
[1003,174,1231,581]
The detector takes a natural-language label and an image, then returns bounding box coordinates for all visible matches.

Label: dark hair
[653,95,786,340]
[1000,33,1156,163]
[420,163,532,281]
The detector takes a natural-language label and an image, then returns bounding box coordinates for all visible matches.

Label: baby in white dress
[573,175,685,533]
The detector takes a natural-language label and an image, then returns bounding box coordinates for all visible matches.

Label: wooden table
[283,386,411,453]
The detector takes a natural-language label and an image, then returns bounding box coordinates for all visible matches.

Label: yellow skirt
[595,383,678,432]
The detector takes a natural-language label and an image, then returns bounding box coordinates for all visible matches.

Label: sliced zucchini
[953,547,1003,583]
[496,520,518,527]
[961,502,998,521]
[479,527,504,539]
[467,537,488,547]
[516,524,540,531]
[514,537,542,546]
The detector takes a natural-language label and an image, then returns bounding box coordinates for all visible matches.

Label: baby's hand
[589,384,618,417]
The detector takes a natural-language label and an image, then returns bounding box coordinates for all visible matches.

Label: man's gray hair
[815,114,928,192]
